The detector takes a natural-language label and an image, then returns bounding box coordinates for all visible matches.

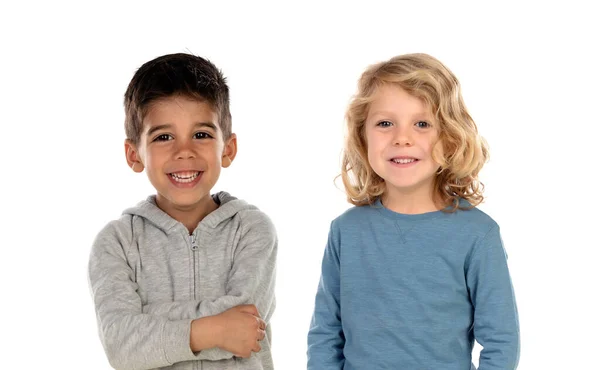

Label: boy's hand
[214,304,266,358]
[190,304,266,357]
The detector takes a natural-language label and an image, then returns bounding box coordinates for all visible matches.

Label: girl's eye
[415,121,430,129]
[194,132,213,139]
[154,134,173,141]
[377,120,393,127]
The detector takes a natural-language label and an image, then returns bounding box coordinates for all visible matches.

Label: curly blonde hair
[341,53,489,211]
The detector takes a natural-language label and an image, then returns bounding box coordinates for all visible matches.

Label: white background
[1,1,598,369]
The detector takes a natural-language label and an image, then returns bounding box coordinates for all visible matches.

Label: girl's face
[364,84,441,199]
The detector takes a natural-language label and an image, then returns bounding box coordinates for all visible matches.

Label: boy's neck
[381,185,441,215]
[155,194,219,234]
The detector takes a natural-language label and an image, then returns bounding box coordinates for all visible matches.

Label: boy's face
[364,84,440,198]
[125,95,236,212]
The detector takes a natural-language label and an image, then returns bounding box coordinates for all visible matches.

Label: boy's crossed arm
[142,216,277,360]
[89,216,277,370]
[187,303,267,359]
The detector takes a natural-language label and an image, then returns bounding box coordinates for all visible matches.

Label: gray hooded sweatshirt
[88,192,277,370]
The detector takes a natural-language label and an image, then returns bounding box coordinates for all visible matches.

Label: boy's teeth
[392,158,416,164]
[170,172,200,183]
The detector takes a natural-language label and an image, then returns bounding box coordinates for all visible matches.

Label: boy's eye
[194,132,213,139]
[154,134,173,141]
[415,121,430,128]
[376,120,393,127]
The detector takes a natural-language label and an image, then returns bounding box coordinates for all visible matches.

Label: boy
[88,53,277,370]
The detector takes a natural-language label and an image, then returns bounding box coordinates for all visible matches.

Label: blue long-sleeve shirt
[307,199,520,369]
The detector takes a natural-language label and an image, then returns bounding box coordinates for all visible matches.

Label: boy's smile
[125,95,237,222]
[168,170,203,186]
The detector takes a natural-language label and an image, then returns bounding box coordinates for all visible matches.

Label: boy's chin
[157,191,213,208]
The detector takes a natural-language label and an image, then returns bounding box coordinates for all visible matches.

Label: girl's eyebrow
[368,110,431,119]
[367,110,395,119]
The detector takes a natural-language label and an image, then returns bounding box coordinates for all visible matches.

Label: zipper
[189,234,199,300]
[190,234,202,370]
[190,234,199,251]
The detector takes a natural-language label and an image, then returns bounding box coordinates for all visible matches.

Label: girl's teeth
[170,172,200,183]
[393,158,416,164]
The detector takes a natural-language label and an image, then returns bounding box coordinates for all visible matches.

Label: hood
[122,191,256,233]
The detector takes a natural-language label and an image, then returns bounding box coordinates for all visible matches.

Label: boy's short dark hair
[124,53,232,144]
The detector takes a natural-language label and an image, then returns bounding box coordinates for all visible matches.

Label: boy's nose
[175,141,196,159]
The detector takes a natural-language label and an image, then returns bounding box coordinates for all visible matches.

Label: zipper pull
[190,234,199,251]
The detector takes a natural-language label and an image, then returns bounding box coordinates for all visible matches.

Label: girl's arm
[466,224,520,370]
[307,221,345,370]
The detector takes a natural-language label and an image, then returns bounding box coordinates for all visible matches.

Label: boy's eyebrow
[146,124,172,137]
[195,122,218,131]
[146,122,218,137]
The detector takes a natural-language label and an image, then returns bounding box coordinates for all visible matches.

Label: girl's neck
[381,186,441,215]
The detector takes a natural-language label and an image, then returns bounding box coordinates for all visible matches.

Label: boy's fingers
[256,317,266,330]
[253,342,262,353]
[238,304,259,316]
[258,329,266,341]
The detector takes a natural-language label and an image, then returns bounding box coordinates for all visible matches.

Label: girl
[307,54,520,369]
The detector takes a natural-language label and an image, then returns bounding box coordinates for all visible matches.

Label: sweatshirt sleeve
[140,211,278,361]
[88,221,198,370]
[466,225,520,370]
[307,221,345,369]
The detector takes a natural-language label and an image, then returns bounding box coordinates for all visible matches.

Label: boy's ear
[124,139,145,173]
[221,133,237,168]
